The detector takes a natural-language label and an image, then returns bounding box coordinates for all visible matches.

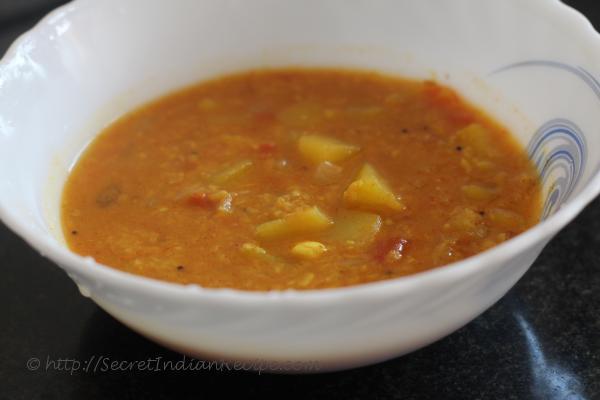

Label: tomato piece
[374,237,409,263]
[187,192,214,208]
[258,142,277,155]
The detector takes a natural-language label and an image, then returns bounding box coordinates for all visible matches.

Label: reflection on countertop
[516,312,586,400]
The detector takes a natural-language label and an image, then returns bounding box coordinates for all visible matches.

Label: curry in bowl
[61,69,541,291]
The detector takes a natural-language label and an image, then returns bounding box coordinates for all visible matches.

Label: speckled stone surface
[1,1,599,399]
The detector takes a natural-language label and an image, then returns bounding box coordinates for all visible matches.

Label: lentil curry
[62,69,542,291]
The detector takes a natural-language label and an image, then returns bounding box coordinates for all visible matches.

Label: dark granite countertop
[1,1,599,399]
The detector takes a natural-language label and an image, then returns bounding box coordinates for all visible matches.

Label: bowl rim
[1,0,600,304]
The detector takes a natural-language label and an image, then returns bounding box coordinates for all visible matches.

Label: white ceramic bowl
[1,0,600,372]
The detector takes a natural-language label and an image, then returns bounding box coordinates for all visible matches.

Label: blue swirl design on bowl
[492,60,591,218]
[527,119,586,218]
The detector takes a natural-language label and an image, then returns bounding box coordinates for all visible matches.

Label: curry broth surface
[62,69,541,290]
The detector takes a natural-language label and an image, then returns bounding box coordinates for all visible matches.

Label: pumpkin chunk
[298,135,360,164]
[327,210,382,246]
[241,243,278,263]
[314,161,343,185]
[487,208,524,231]
[461,184,498,202]
[297,272,316,287]
[256,206,333,240]
[456,123,497,158]
[343,164,405,214]
[444,207,484,235]
[212,160,253,185]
